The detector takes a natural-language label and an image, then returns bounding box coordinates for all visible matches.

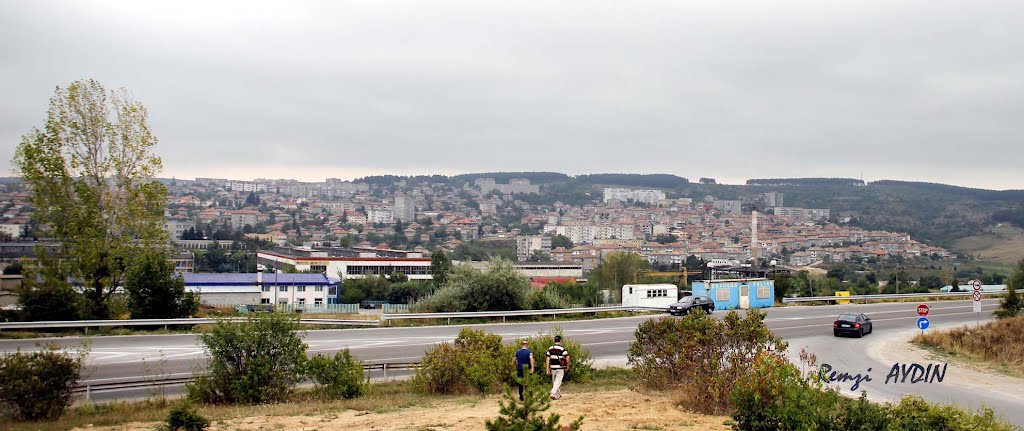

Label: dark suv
[668,295,715,316]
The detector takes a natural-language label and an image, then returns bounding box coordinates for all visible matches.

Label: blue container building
[691,278,775,310]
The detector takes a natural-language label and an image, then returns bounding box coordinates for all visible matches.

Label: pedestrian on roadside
[513,339,535,401]
[545,335,570,400]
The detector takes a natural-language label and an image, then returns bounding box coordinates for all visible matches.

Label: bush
[729,352,1015,431]
[413,343,468,394]
[413,259,530,312]
[413,328,507,394]
[731,353,852,431]
[0,347,84,421]
[520,329,594,385]
[526,289,569,310]
[996,260,1022,319]
[163,403,209,431]
[306,349,366,399]
[412,328,593,395]
[188,313,307,404]
[627,309,786,414]
[485,372,583,431]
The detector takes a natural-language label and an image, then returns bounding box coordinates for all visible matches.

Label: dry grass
[912,315,1024,376]
[954,224,1024,266]
[0,379,468,431]
[0,369,639,431]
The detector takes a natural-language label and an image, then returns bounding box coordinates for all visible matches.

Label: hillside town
[0,176,952,280]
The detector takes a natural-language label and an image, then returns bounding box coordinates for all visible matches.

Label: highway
[2,299,1020,425]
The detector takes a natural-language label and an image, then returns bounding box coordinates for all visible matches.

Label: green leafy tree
[124,249,198,319]
[17,257,83,321]
[589,252,650,302]
[430,248,452,289]
[13,79,168,319]
[485,372,583,431]
[550,234,573,249]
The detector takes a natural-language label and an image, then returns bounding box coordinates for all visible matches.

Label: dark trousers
[516,368,526,400]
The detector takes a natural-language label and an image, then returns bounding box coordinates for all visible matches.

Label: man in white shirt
[545,335,570,400]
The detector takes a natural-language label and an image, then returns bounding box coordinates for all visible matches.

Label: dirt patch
[72,389,731,431]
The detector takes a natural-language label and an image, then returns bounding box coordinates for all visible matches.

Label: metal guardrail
[3,306,667,331]
[381,305,667,324]
[781,291,997,304]
[0,317,380,331]
[73,362,422,399]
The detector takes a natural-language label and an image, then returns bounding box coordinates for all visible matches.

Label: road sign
[973,289,983,313]
[917,304,930,316]
[972,279,982,291]
[917,317,930,330]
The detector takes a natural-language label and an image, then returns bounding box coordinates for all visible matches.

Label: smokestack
[751,210,761,259]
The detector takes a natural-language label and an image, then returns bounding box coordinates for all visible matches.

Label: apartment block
[602,188,666,205]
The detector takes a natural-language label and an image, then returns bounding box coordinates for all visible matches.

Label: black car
[833,313,873,337]
[668,295,715,316]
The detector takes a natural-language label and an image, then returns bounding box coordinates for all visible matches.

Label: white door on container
[739,285,750,309]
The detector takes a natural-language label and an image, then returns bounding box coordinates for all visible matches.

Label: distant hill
[575,173,689,189]
[449,172,571,184]
[746,178,865,187]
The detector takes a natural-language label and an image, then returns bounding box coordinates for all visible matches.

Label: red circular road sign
[973,291,982,301]
[917,304,930,316]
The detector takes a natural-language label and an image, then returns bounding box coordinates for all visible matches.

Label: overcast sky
[1,1,1022,189]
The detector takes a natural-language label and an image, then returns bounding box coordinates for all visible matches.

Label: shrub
[0,347,84,421]
[730,352,1016,431]
[188,313,307,404]
[521,329,594,385]
[526,289,569,310]
[628,309,786,414]
[996,260,1022,319]
[485,372,583,431]
[413,328,506,394]
[731,353,850,431]
[163,403,209,431]
[413,343,468,394]
[306,349,366,399]
[414,259,529,312]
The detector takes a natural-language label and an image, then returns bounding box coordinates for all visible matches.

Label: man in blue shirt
[513,339,535,400]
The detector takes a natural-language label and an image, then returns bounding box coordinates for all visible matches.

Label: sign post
[916,304,931,336]
[972,279,982,326]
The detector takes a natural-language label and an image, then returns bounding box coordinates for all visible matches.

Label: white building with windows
[257,250,432,281]
[182,272,335,307]
[603,188,666,205]
[621,284,678,307]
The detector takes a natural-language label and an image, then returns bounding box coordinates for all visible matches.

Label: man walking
[545,335,570,400]
[513,339,535,401]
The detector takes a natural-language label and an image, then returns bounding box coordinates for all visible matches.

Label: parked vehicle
[833,313,873,337]
[668,295,715,316]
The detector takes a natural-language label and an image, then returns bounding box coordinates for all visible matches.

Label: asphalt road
[2,299,1018,424]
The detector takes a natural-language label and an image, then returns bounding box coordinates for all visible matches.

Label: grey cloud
[1,0,1022,188]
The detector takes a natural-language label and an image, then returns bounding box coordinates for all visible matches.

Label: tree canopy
[13,79,168,318]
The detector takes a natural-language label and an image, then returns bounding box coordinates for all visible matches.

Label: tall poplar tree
[13,79,168,319]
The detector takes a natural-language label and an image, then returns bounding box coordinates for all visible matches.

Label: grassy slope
[954,224,1024,269]
[912,315,1024,377]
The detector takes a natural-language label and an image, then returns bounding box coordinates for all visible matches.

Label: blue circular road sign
[917,317,930,330]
